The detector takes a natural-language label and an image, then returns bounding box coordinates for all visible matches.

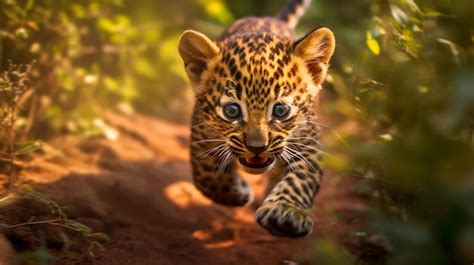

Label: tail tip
[278,0,312,29]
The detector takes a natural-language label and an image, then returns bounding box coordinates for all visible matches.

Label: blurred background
[1,0,474,264]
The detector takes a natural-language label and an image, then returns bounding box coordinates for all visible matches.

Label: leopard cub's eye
[272,103,290,119]
[223,103,242,120]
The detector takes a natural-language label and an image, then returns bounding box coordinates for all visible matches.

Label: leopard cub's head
[178,27,335,174]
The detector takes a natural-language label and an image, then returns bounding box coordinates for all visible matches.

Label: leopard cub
[178,0,335,237]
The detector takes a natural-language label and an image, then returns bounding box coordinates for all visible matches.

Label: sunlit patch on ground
[164,181,212,208]
[0,113,366,264]
[204,240,235,249]
[191,230,235,249]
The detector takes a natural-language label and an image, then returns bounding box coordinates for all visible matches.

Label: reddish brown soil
[0,112,368,265]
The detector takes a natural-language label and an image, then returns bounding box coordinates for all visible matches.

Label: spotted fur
[178,0,335,237]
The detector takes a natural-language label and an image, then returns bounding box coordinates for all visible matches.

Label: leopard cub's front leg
[256,139,322,237]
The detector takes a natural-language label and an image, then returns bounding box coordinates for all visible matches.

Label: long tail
[278,0,312,29]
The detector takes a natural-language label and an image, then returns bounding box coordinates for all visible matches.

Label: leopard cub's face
[179,28,335,174]
[207,59,310,174]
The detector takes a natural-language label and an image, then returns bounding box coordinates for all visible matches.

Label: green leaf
[379,134,393,142]
[65,219,93,234]
[21,184,34,192]
[15,248,53,265]
[390,5,409,25]
[438,38,460,64]
[198,0,234,25]
[25,0,35,11]
[366,30,380,55]
[401,0,421,13]
[89,232,110,242]
[14,140,42,156]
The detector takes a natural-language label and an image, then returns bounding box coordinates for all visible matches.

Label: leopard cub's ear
[293,27,335,85]
[178,30,219,89]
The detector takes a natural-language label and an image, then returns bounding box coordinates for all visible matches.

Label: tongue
[246,156,268,165]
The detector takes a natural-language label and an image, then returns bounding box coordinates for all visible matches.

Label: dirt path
[1,113,367,265]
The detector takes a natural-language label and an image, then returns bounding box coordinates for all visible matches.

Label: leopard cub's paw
[255,202,313,238]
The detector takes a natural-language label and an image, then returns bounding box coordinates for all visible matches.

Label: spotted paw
[255,202,313,237]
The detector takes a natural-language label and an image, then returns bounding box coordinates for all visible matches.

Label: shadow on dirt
[3,114,312,265]
[8,161,307,265]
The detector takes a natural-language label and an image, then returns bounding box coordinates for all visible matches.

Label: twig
[0,193,15,203]
[6,218,83,234]
[6,218,62,229]
[0,157,26,167]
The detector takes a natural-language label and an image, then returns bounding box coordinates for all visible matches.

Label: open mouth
[238,156,275,169]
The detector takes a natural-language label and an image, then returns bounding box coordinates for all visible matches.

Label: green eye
[272,103,290,119]
[223,103,242,120]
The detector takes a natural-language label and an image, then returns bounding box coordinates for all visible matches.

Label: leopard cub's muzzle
[238,126,275,174]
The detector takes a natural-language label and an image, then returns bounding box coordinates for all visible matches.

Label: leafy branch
[0,61,36,194]
[1,184,110,257]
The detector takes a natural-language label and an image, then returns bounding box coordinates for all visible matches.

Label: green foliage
[310,0,474,264]
[2,184,110,262]
[0,0,224,137]
[15,247,54,265]
[314,240,353,265]
[20,184,110,243]
[14,141,43,156]
[0,62,33,136]
[0,61,36,190]
[227,2,473,264]
[1,0,473,264]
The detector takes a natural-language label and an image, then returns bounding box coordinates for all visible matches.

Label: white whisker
[197,143,226,159]
[284,146,318,173]
[287,142,335,158]
[304,119,330,129]
[285,150,307,172]
[192,139,226,145]
[279,152,295,174]
[286,137,321,147]
[287,136,318,142]
[217,148,234,174]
